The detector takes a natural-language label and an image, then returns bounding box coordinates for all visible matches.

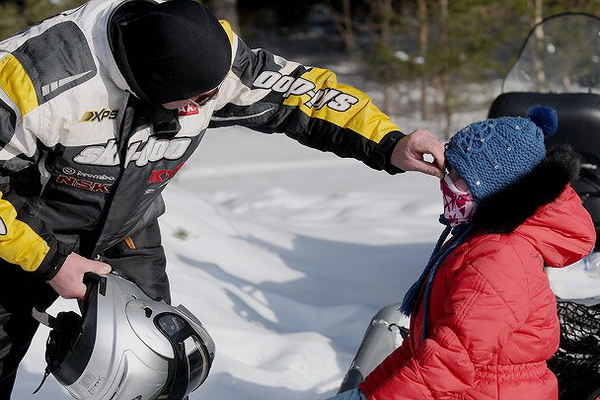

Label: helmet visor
[156,313,212,398]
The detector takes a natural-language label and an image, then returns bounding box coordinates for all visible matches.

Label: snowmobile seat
[488,92,600,156]
[488,91,600,251]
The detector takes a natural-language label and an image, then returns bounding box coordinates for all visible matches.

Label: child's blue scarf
[399,218,473,343]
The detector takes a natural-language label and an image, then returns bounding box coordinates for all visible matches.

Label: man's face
[162,86,220,110]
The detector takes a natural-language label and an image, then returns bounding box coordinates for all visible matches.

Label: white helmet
[34,272,215,400]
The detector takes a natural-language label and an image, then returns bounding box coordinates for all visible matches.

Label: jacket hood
[472,145,595,267]
[107,0,157,100]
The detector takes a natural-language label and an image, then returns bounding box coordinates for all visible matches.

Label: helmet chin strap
[31,307,84,395]
[32,307,61,330]
[31,307,54,394]
[31,366,50,395]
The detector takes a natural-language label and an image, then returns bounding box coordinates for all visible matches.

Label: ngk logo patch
[56,175,112,193]
[80,108,119,122]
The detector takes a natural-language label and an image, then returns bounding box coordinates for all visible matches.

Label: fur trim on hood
[472,145,581,234]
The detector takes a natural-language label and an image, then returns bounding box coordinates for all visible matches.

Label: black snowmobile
[337,13,600,400]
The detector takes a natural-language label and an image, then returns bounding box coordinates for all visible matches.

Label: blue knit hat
[445,106,559,202]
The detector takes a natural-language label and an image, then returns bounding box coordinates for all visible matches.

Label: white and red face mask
[440,174,477,227]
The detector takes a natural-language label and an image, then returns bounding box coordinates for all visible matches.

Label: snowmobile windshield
[502,13,600,94]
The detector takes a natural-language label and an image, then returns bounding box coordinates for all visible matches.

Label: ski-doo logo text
[253,71,359,112]
[56,176,112,193]
[74,137,192,167]
[80,108,119,122]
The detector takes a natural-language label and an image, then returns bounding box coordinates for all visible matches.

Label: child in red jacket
[330,106,596,400]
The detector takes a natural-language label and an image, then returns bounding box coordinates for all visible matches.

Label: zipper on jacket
[36,151,51,196]
[89,94,137,258]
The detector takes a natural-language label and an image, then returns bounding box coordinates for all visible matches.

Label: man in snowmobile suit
[0,0,445,396]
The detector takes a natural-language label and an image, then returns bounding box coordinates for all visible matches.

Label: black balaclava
[117,0,232,105]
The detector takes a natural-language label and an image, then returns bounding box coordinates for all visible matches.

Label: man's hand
[391,129,446,179]
[48,253,112,299]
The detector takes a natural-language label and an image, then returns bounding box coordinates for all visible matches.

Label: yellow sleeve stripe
[0,54,38,116]
[0,195,49,271]
[282,67,399,143]
[219,20,235,71]
[219,20,234,47]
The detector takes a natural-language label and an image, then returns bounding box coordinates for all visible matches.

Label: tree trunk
[325,0,356,52]
[418,0,429,120]
[380,0,392,47]
[379,0,393,114]
[532,0,546,91]
[439,0,452,139]
[341,0,355,52]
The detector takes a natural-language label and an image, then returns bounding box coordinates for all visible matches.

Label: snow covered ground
[15,120,600,399]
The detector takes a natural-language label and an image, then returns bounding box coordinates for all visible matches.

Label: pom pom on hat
[527,105,558,137]
[445,106,558,202]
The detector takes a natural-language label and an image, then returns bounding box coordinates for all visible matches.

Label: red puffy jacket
[360,184,595,400]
